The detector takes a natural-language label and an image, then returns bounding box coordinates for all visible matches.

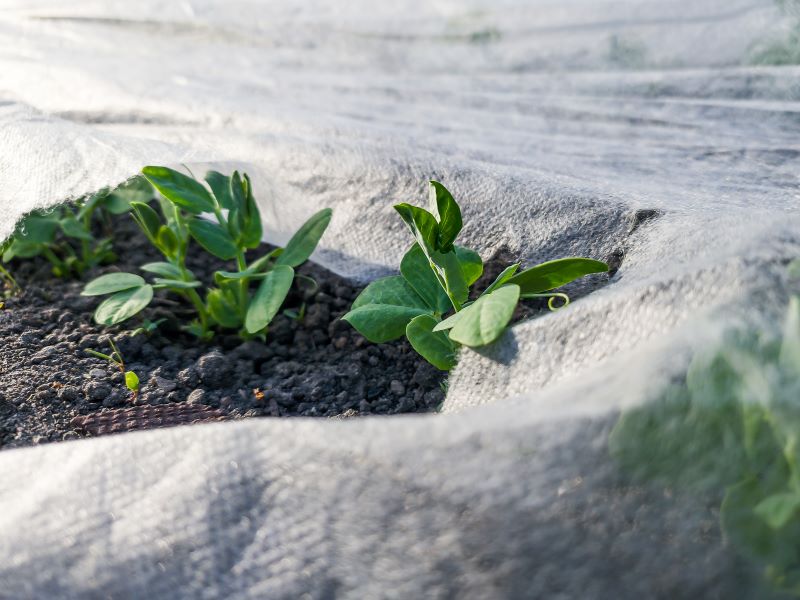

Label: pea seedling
[82,166,332,340]
[0,177,151,278]
[85,338,140,399]
[343,181,608,370]
[610,295,800,597]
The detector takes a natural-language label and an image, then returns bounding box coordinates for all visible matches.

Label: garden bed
[0,218,449,450]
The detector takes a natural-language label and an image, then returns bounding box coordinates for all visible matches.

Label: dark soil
[0,215,614,451]
[0,218,448,450]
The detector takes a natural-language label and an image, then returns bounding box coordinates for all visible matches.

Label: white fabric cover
[1,1,799,597]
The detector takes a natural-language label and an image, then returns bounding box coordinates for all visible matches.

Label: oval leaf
[207,288,242,328]
[140,262,182,278]
[454,245,483,286]
[429,181,462,251]
[342,304,429,343]
[484,263,520,295]
[188,219,238,260]
[448,284,520,347]
[130,201,162,239]
[245,265,294,333]
[508,257,608,294]
[204,170,233,209]
[82,273,145,296]
[142,166,216,214]
[125,371,140,392]
[400,244,451,314]
[394,203,439,257]
[275,208,333,267]
[352,275,428,311]
[406,314,457,371]
[94,285,154,325]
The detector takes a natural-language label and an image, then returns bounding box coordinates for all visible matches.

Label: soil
[0,217,614,451]
[0,218,450,450]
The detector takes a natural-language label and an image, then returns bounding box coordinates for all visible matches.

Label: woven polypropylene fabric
[1,1,799,597]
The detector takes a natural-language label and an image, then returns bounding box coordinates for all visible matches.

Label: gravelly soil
[0,218,451,450]
[0,212,615,451]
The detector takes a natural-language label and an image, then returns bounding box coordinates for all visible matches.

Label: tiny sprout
[85,338,140,399]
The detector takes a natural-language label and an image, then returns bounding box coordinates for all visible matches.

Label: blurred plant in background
[750,0,800,65]
[0,177,151,279]
[610,290,800,596]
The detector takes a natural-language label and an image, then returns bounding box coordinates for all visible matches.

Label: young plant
[343,181,608,370]
[82,166,332,340]
[86,338,140,399]
[609,296,800,597]
[0,177,149,278]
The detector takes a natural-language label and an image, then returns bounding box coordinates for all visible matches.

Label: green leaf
[429,181,462,251]
[130,202,162,239]
[448,284,520,347]
[248,248,283,272]
[245,265,295,333]
[508,257,608,294]
[204,170,233,209]
[432,308,468,332]
[82,273,145,296]
[207,288,242,328]
[125,371,140,392]
[140,262,182,278]
[59,216,92,241]
[142,166,216,214]
[432,249,469,306]
[406,314,457,371]
[754,492,800,530]
[343,304,430,343]
[3,239,42,261]
[352,275,428,311]
[454,245,483,286]
[188,219,238,260]
[152,278,202,289]
[484,263,521,295]
[230,171,247,212]
[239,193,263,249]
[156,225,179,257]
[17,214,59,244]
[275,208,333,267]
[394,203,439,256]
[400,244,451,314]
[94,285,154,325]
[104,176,153,214]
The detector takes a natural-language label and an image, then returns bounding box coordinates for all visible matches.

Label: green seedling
[85,338,140,398]
[610,296,800,597]
[0,176,151,278]
[82,166,332,340]
[343,181,608,370]
[131,318,166,337]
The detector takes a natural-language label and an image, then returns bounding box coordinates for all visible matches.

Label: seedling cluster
[82,166,331,340]
[0,177,151,279]
[343,181,608,369]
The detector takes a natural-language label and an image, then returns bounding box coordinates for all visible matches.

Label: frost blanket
[1,0,800,597]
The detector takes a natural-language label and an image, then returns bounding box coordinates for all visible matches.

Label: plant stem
[213,205,249,317]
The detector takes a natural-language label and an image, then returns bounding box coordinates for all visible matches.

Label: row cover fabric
[1,0,800,597]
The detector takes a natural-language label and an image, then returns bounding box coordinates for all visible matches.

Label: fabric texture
[1,1,799,597]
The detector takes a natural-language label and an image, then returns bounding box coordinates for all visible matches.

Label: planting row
[1,167,608,372]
